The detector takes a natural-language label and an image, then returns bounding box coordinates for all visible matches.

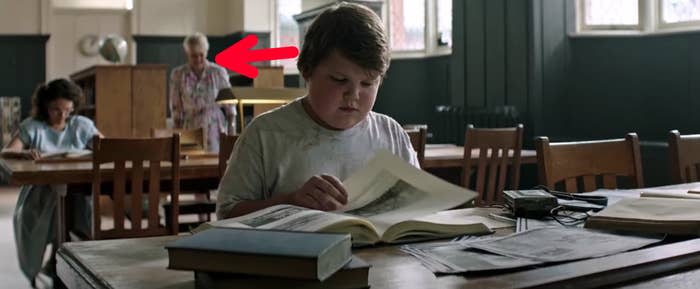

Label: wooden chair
[405,127,427,167]
[462,124,524,206]
[90,135,180,239]
[153,127,215,230]
[535,133,644,193]
[668,130,700,183]
[219,133,240,177]
[152,127,206,152]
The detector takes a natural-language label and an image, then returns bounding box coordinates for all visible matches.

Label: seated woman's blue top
[18,115,98,152]
[12,114,99,284]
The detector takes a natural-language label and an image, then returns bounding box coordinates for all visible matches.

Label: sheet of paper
[467,227,663,263]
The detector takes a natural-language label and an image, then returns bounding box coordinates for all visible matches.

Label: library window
[436,0,452,47]
[275,0,302,74]
[273,0,452,72]
[579,0,640,30]
[660,0,700,27]
[577,0,700,33]
[390,0,426,51]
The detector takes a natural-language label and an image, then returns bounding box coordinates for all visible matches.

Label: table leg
[54,184,67,245]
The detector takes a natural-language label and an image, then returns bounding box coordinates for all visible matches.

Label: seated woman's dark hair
[33,78,82,122]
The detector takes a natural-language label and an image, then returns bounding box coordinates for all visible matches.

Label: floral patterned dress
[169,61,234,152]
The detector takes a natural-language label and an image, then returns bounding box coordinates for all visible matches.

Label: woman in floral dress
[169,32,236,152]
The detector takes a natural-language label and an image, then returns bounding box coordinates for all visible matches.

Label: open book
[200,150,512,245]
[640,188,700,199]
[41,149,92,159]
[1,149,92,160]
[585,197,700,235]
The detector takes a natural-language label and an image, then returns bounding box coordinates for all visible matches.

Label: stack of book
[166,227,370,289]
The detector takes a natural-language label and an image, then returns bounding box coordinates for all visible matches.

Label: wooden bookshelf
[71,65,167,137]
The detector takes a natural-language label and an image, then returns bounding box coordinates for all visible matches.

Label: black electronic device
[503,189,559,218]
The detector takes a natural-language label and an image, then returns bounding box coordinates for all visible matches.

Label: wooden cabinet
[71,65,167,137]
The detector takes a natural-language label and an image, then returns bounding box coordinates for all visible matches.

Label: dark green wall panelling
[568,34,700,140]
[465,0,486,107]
[450,0,465,107]
[452,0,533,140]
[455,0,531,110]
[134,32,270,78]
[0,35,49,119]
[373,55,451,125]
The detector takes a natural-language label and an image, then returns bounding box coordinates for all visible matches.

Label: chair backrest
[152,127,206,152]
[219,133,240,177]
[91,134,180,240]
[668,130,700,184]
[405,127,427,167]
[462,124,524,206]
[535,133,644,193]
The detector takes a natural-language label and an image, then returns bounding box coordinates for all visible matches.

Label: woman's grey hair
[183,32,209,52]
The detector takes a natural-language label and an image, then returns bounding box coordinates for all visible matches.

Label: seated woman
[1,78,102,286]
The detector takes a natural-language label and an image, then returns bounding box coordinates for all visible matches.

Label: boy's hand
[286,174,348,211]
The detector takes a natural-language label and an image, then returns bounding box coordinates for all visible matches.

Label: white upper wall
[134,0,207,35]
[0,0,273,35]
[52,0,131,10]
[243,0,271,32]
[133,0,271,35]
[0,0,42,34]
[47,9,131,79]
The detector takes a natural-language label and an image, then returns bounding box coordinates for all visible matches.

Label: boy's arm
[224,174,348,218]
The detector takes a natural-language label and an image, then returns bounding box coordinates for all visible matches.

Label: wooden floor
[0,185,33,289]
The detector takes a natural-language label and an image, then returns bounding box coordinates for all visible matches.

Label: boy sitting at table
[217,3,418,219]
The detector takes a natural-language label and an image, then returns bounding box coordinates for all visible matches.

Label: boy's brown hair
[297,2,389,78]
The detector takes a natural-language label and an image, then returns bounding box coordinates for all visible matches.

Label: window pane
[437,0,452,47]
[584,0,638,26]
[391,0,426,51]
[662,0,700,23]
[277,0,301,71]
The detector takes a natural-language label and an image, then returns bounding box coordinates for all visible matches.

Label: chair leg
[196,190,210,222]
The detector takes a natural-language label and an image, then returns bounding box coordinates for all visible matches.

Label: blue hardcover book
[166,227,352,281]
[194,256,371,289]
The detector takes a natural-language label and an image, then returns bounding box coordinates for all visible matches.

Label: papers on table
[401,227,663,274]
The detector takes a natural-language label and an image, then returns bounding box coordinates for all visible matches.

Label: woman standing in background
[169,32,236,152]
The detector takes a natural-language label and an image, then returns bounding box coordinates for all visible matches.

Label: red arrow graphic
[215,34,299,79]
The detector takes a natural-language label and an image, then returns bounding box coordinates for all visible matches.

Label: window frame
[271,0,452,73]
[271,0,302,75]
[389,0,452,59]
[575,0,700,35]
[657,0,700,30]
[576,0,644,32]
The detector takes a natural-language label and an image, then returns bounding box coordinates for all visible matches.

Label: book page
[591,197,700,221]
[467,227,663,263]
[641,188,700,199]
[41,149,92,159]
[340,150,477,235]
[401,238,540,273]
[381,208,512,242]
[199,205,380,244]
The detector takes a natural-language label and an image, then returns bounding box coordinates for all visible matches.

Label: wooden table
[0,157,221,244]
[423,146,537,169]
[0,157,219,186]
[56,232,700,289]
[53,182,700,289]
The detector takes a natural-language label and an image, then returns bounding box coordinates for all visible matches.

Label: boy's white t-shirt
[216,97,419,219]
